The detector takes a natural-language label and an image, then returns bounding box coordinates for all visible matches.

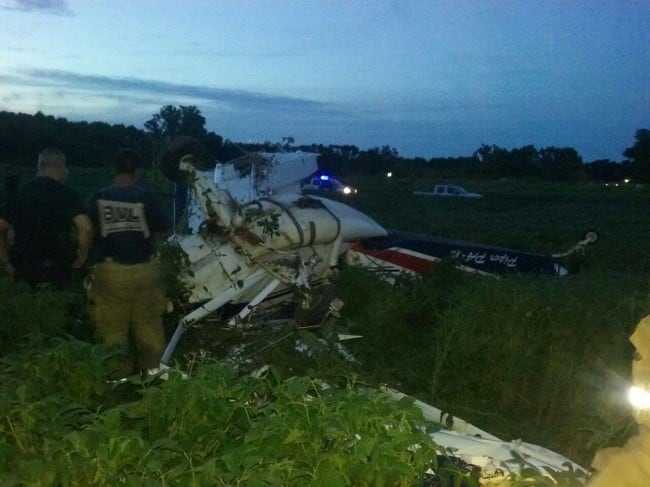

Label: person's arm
[0,217,15,278]
[71,213,93,269]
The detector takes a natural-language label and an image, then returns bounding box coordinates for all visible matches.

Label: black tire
[160,136,205,182]
[294,283,341,326]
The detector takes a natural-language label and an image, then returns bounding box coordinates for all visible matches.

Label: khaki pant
[88,259,166,377]
[589,315,650,485]
[589,426,650,486]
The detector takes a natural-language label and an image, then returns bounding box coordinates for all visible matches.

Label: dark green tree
[178,106,207,138]
[352,146,399,174]
[144,105,228,166]
[0,110,151,168]
[144,105,207,139]
[585,159,624,182]
[473,144,512,177]
[623,129,650,182]
[509,145,539,177]
[538,147,585,181]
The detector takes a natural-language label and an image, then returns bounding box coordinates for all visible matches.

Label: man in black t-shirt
[0,148,92,288]
[86,148,171,378]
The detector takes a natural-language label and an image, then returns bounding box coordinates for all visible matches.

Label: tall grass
[72,170,650,467]
[2,168,649,474]
[336,261,647,465]
[340,175,650,465]
[350,176,650,273]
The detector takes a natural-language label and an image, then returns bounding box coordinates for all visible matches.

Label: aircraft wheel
[160,136,205,182]
[294,283,342,327]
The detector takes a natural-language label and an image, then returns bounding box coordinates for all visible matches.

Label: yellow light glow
[628,386,650,409]
[343,187,352,195]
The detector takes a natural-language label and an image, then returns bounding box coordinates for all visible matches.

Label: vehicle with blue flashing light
[300,173,358,196]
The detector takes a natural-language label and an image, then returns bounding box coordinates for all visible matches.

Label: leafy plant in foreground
[1,335,479,486]
[0,276,81,355]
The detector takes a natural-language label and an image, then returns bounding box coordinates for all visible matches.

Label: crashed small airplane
[160,138,388,363]
[158,137,595,484]
[159,137,596,364]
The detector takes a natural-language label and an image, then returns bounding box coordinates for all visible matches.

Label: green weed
[2,175,648,483]
[336,264,646,466]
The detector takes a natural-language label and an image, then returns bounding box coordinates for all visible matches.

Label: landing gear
[294,283,343,327]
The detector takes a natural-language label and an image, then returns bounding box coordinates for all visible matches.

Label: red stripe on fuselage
[352,244,439,273]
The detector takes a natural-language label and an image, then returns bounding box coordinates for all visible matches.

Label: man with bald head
[0,148,92,288]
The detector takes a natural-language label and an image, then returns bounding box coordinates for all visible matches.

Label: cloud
[1,0,72,15]
[0,68,353,148]
[7,68,332,114]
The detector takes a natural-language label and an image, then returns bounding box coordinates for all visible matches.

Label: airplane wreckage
[157,138,599,485]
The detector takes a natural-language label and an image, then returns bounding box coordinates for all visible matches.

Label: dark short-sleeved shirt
[2,176,85,266]
[87,184,170,265]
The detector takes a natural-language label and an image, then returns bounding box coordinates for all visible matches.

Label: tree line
[0,107,648,183]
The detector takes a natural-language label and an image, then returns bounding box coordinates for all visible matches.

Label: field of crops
[2,167,649,485]
[340,175,650,462]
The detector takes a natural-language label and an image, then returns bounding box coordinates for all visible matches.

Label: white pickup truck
[413,184,483,199]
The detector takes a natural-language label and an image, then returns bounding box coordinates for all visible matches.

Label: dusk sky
[0,0,648,162]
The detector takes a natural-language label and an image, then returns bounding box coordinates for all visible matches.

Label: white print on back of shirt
[97,199,151,238]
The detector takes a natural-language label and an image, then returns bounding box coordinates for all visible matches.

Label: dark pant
[15,258,72,289]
